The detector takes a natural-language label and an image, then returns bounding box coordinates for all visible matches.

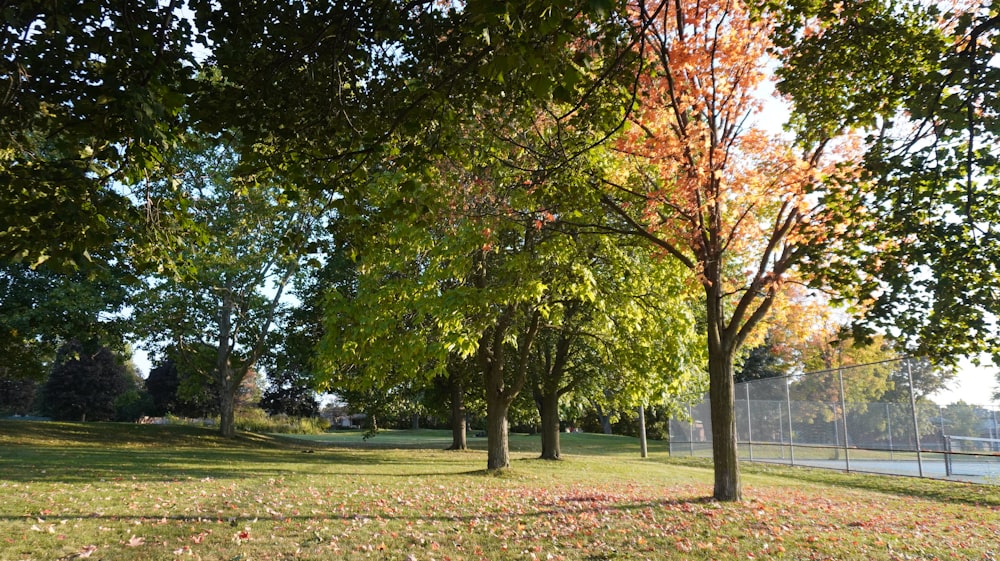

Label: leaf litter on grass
[2,423,1000,560]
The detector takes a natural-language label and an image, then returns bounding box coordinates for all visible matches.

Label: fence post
[745,383,754,462]
[885,402,894,461]
[689,403,695,457]
[667,412,672,457]
[944,435,953,477]
[837,366,851,472]
[785,378,795,467]
[990,406,997,452]
[939,405,947,441]
[777,401,785,460]
[906,359,924,478]
[638,405,648,459]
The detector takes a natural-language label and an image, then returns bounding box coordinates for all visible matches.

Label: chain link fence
[669,358,1000,483]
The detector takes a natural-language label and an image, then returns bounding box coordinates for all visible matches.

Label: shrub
[115,389,155,422]
[234,407,329,434]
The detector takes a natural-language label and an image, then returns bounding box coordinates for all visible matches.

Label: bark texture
[486,389,510,469]
[538,390,561,460]
[706,280,742,501]
[447,375,468,451]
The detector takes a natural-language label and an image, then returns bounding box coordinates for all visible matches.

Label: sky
[930,357,999,407]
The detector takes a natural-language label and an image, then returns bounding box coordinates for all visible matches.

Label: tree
[0,375,38,416]
[787,334,898,431]
[770,1,1000,363]
[0,261,131,382]
[1,1,194,270]
[309,0,653,463]
[425,356,479,451]
[145,360,181,417]
[136,140,324,437]
[527,237,702,460]
[259,369,320,418]
[318,187,549,467]
[736,337,788,384]
[600,0,857,500]
[144,352,223,418]
[530,307,590,457]
[941,401,982,438]
[113,357,154,422]
[255,245,359,421]
[41,340,130,422]
[885,357,955,404]
[318,113,634,469]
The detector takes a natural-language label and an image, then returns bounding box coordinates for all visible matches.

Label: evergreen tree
[0,375,38,416]
[42,341,130,422]
[145,360,181,417]
[735,340,787,384]
[259,369,319,418]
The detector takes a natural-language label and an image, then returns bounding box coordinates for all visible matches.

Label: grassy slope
[0,421,998,560]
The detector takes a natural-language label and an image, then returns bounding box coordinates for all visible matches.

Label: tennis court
[669,358,1000,485]
[754,451,1000,483]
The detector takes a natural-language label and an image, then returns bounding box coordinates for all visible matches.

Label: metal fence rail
[668,358,1000,483]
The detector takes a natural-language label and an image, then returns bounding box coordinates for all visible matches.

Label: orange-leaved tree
[604,0,856,500]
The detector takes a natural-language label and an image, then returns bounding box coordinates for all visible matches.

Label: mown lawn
[1,421,998,560]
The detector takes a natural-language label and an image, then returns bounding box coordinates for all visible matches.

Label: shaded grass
[297,428,672,456]
[1,421,999,560]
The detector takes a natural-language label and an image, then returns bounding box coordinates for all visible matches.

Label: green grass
[299,428,673,455]
[1,421,999,560]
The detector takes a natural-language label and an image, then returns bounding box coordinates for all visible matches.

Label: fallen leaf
[126,535,145,547]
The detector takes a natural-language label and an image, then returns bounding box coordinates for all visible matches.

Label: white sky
[930,357,999,407]
[132,348,152,378]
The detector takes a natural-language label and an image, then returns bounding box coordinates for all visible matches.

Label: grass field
[1,422,999,560]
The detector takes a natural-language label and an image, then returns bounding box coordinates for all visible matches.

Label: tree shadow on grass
[0,441,491,484]
[0,494,708,527]
[0,446,369,483]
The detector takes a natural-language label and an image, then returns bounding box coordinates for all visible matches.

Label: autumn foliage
[620,0,835,294]
[603,0,862,500]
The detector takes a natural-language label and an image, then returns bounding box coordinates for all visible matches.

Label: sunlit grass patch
[1,421,998,560]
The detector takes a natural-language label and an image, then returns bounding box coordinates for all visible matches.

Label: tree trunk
[219,368,236,439]
[220,394,235,437]
[538,390,561,460]
[708,342,741,501]
[479,307,538,471]
[486,389,510,470]
[447,376,468,451]
[703,261,743,502]
[595,403,613,435]
[217,284,237,438]
[411,413,420,430]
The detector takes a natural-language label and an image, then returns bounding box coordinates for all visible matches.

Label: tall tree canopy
[317,151,585,469]
[527,234,703,460]
[135,139,326,437]
[1,0,194,269]
[771,0,1000,362]
[598,0,859,500]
